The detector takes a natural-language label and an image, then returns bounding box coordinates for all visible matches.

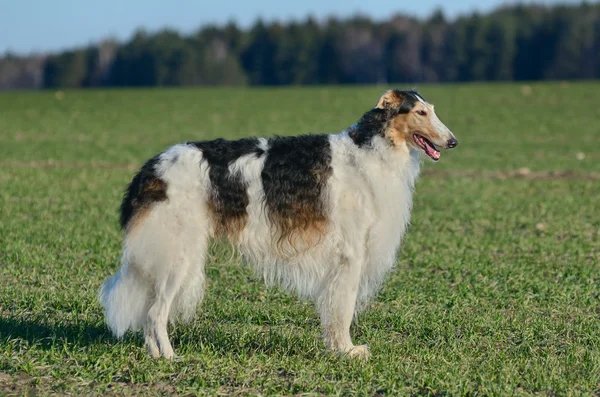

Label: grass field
[0,83,599,396]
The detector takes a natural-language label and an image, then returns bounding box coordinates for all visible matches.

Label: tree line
[1,3,600,90]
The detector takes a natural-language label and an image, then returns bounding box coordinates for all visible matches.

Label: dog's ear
[375,90,404,110]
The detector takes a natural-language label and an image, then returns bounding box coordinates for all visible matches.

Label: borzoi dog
[99,89,458,360]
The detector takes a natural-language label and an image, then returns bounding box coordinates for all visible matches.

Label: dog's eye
[416,110,427,116]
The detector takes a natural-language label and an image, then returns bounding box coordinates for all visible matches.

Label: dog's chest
[367,151,419,217]
[362,151,420,262]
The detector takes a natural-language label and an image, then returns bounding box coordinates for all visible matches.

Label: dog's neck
[347,108,391,148]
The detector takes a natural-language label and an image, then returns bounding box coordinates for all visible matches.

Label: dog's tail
[99,261,151,337]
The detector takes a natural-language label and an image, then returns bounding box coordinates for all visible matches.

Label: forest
[1,3,599,89]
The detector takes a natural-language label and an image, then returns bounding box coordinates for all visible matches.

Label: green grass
[0,82,599,396]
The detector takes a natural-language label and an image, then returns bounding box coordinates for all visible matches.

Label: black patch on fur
[348,108,389,147]
[400,90,422,113]
[120,155,168,229]
[349,90,421,147]
[261,134,332,237]
[188,138,264,234]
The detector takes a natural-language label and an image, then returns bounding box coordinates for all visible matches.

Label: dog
[99,89,458,360]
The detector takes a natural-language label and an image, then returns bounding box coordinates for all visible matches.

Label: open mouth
[413,134,440,161]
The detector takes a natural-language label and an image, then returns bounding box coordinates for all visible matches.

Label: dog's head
[374,90,457,161]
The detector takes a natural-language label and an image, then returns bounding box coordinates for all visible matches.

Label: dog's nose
[447,138,458,149]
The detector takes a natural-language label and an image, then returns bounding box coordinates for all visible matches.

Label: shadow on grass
[0,316,122,350]
[0,316,322,360]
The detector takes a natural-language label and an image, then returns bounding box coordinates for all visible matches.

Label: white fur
[99,130,422,360]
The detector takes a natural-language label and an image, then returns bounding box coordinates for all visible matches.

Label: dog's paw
[346,344,370,361]
[148,346,160,358]
[145,340,160,358]
[161,347,176,360]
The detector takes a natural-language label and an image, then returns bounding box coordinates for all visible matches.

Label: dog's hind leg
[317,251,369,360]
[143,221,209,359]
[145,260,189,359]
[123,198,209,359]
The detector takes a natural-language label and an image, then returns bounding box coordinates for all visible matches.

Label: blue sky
[1,0,580,54]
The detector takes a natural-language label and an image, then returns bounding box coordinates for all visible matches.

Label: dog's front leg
[317,252,370,360]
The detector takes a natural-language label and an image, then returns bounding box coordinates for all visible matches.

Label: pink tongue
[426,143,441,160]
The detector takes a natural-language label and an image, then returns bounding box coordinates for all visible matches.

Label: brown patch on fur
[375,90,404,109]
[269,202,330,255]
[261,134,333,255]
[143,178,168,199]
[386,113,410,148]
[207,199,248,241]
[120,154,168,231]
[124,177,168,234]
